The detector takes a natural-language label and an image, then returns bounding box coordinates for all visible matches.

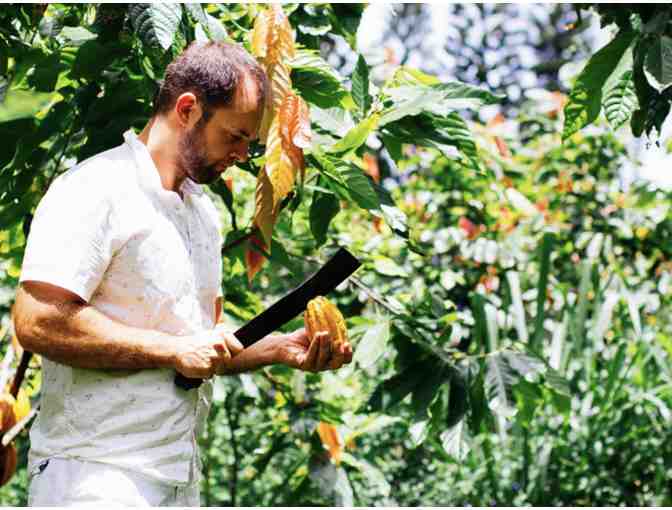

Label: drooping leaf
[265,116,296,208]
[128,3,183,51]
[254,167,276,248]
[353,320,391,369]
[485,352,518,419]
[563,30,636,140]
[602,43,638,131]
[245,234,267,282]
[317,422,343,465]
[351,54,371,117]
[440,419,470,461]
[309,184,340,246]
[363,357,435,413]
[644,35,672,93]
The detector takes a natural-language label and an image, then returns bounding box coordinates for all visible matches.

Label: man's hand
[277,328,353,372]
[173,325,244,379]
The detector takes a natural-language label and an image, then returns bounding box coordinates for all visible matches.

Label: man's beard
[177,122,219,185]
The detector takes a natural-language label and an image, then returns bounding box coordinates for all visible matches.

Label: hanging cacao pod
[304,296,348,348]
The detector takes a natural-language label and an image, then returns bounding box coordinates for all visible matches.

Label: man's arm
[14,281,239,378]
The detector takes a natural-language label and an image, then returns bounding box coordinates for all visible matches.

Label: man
[13,41,352,506]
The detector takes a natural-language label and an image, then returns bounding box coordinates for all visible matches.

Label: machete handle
[175,373,203,390]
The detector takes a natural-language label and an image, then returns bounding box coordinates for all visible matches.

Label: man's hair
[152,41,267,120]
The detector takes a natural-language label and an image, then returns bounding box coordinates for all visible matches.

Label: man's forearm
[217,333,280,375]
[15,288,177,371]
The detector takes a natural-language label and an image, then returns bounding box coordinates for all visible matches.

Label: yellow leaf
[250,7,271,59]
[254,166,276,248]
[265,4,295,66]
[317,422,342,465]
[265,116,296,209]
[12,389,30,422]
[279,92,311,171]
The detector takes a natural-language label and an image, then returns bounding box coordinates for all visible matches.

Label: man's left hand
[276,328,353,372]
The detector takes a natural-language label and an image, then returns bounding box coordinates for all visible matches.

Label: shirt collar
[123,129,204,199]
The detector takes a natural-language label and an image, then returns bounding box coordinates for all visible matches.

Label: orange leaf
[224,177,233,192]
[373,216,383,233]
[363,153,380,183]
[265,4,296,65]
[458,216,483,240]
[245,235,267,283]
[254,167,276,248]
[316,422,342,465]
[265,116,296,208]
[494,136,511,158]
[279,93,311,171]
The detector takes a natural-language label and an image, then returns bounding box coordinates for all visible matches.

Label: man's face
[177,75,262,185]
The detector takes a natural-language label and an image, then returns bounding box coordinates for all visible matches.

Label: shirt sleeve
[20,173,119,303]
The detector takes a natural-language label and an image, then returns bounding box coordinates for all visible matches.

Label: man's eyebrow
[224,127,252,140]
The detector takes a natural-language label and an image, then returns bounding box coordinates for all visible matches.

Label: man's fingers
[343,342,353,364]
[214,343,231,360]
[225,334,244,356]
[316,331,331,370]
[328,342,345,370]
[302,332,320,371]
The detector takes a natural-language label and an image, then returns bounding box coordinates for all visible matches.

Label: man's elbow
[13,289,42,353]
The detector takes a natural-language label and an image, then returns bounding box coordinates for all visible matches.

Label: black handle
[175,374,203,390]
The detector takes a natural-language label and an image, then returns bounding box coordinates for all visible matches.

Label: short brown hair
[153,41,267,119]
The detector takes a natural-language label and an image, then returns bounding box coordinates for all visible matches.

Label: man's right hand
[173,325,244,379]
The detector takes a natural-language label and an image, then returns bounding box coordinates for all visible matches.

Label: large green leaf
[381,112,477,162]
[327,113,379,154]
[290,50,347,109]
[353,320,390,369]
[351,54,371,118]
[380,82,504,126]
[602,42,638,131]
[440,419,470,461]
[128,3,183,51]
[485,352,518,419]
[563,30,636,140]
[313,153,380,211]
[309,185,339,246]
[644,35,672,93]
[363,357,436,413]
[0,88,57,123]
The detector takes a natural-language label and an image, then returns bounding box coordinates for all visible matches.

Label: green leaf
[313,153,380,211]
[532,233,554,351]
[128,3,183,51]
[353,320,390,369]
[363,357,435,413]
[60,26,98,46]
[291,50,346,109]
[184,3,208,26]
[309,185,340,246]
[308,456,353,506]
[440,419,470,461]
[563,30,636,140]
[205,13,228,42]
[351,55,371,117]
[328,113,379,154]
[603,70,638,131]
[381,112,478,162]
[28,52,68,92]
[644,35,672,93]
[340,453,391,498]
[0,88,57,123]
[485,352,518,419]
[380,82,504,126]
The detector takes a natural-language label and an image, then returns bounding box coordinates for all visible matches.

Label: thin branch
[1,405,38,447]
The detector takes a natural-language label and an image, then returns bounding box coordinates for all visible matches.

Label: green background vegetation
[1,3,672,506]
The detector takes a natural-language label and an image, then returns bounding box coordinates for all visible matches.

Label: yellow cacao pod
[304,296,348,348]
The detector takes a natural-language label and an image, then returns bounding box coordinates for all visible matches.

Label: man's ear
[174,92,204,129]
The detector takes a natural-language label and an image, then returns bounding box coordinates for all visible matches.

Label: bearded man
[12,41,352,506]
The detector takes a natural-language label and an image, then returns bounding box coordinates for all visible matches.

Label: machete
[175,247,362,390]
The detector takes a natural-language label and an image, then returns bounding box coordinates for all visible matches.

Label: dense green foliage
[567,4,672,139]
[1,3,672,506]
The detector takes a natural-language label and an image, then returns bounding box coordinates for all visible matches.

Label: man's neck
[137,117,185,197]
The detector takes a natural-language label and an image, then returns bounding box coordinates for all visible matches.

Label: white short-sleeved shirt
[20,129,224,486]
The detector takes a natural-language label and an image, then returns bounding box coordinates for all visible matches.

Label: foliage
[1,3,672,507]
[567,4,672,139]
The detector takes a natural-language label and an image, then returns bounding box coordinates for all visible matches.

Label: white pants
[28,457,200,507]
